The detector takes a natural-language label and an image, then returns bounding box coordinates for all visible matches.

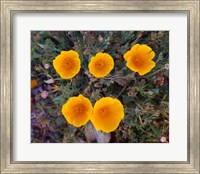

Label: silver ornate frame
[1,0,199,173]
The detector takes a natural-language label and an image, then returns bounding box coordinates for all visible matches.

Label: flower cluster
[53,43,156,133]
[62,94,124,133]
[53,44,155,80]
[53,50,115,79]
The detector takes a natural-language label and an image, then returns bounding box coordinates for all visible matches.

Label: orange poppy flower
[124,44,156,76]
[88,52,114,78]
[62,94,93,127]
[53,50,81,79]
[31,79,38,89]
[90,97,124,133]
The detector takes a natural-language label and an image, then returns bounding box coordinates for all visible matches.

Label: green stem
[142,67,165,78]
[138,115,143,125]
[116,72,136,98]
[116,85,127,98]
[132,98,144,110]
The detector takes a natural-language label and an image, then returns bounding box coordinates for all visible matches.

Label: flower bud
[41,90,48,99]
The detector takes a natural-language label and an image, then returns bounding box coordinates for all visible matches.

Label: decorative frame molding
[1,0,199,173]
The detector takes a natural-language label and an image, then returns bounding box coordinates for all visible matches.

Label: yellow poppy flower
[62,94,93,127]
[31,79,37,89]
[53,50,81,79]
[88,52,114,78]
[90,97,124,133]
[124,44,156,76]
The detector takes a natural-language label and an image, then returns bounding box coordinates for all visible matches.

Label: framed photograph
[1,0,199,173]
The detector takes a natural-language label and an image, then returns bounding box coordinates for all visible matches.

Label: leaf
[147,91,154,95]
[53,95,62,103]
[32,52,41,59]
[44,79,54,84]
[151,89,159,94]
[100,42,110,50]
[37,43,60,52]
[38,43,47,49]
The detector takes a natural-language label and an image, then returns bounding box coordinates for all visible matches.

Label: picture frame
[0,0,199,173]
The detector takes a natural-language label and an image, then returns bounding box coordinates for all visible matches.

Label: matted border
[1,1,199,173]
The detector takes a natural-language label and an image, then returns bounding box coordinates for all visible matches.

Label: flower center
[63,58,72,69]
[134,58,144,67]
[74,104,85,115]
[98,106,109,116]
[96,60,105,68]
